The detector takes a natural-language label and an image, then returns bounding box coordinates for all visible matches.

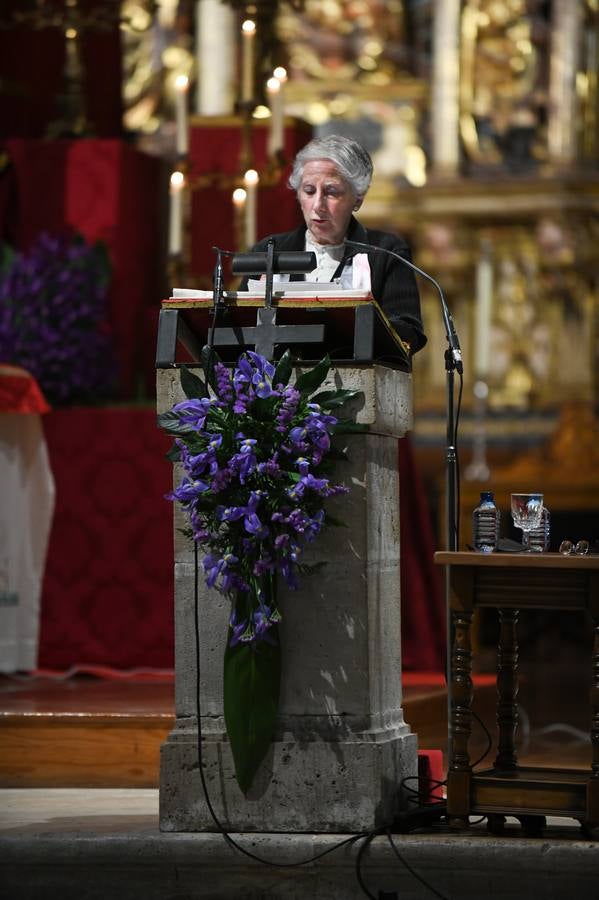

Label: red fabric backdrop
[38,407,175,670]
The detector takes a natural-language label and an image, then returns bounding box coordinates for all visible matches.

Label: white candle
[232,187,247,251]
[273,66,287,140]
[241,20,256,103]
[232,187,247,210]
[243,169,259,248]
[169,170,185,256]
[474,246,493,377]
[266,76,283,157]
[174,74,189,156]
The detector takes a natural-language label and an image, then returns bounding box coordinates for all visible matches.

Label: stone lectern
[157,357,417,834]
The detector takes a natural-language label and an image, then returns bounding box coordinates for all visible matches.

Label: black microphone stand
[344,240,462,551]
[209,246,226,352]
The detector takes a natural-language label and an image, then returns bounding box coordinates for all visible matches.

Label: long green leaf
[157,410,199,436]
[223,630,281,794]
[332,420,370,434]
[273,350,293,387]
[294,355,331,396]
[311,388,359,406]
[180,365,208,399]
[166,441,181,462]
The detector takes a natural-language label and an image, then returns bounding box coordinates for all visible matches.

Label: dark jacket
[240,216,427,352]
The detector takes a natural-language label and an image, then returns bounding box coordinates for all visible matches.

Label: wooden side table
[434,551,599,836]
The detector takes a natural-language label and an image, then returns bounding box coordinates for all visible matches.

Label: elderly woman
[241,134,426,353]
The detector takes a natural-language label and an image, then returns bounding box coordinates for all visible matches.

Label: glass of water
[511,493,544,550]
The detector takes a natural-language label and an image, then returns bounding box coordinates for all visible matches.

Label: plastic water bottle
[472,491,500,552]
[525,505,550,552]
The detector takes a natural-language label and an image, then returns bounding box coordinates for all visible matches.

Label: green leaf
[201,344,221,392]
[0,242,16,278]
[166,441,181,462]
[180,365,208,399]
[311,389,361,410]
[90,240,112,291]
[273,350,293,387]
[294,355,331,397]
[224,630,281,794]
[332,419,370,434]
[157,409,197,435]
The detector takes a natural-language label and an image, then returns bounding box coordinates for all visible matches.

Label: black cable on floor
[191,542,379,883]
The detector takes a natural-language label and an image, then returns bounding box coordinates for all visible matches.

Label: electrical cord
[192,536,467,898]
[470,708,494,769]
[191,542,470,899]
[386,829,450,900]
[191,542,380,885]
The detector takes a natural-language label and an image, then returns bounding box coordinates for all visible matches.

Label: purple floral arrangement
[0,232,116,405]
[159,347,365,791]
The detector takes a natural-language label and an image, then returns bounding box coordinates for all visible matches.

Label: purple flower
[244,512,269,539]
[173,397,215,430]
[217,505,246,522]
[215,362,233,402]
[0,232,116,406]
[167,477,210,503]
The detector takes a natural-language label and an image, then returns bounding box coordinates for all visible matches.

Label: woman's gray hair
[288,134,373,199]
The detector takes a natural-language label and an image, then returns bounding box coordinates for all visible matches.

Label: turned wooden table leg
[495,608,519,771]
[448,607,474,827]
[587,615,599,831]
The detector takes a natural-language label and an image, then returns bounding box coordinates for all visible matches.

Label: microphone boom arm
[344,239,463,374]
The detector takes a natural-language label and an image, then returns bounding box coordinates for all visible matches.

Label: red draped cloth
[399,436,446,671]
[0,365,51,414]
[38,408,174,670]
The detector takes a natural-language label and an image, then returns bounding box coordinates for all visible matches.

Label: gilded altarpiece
[273,1,599,425]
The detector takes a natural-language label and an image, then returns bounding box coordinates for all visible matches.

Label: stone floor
[1,788,598,900]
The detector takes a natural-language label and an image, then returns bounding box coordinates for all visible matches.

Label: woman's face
[297,159,360,246]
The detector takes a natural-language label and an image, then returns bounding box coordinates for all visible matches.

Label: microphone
[344,239,463,373]
[212,246,230,309]
[232,250,316,275]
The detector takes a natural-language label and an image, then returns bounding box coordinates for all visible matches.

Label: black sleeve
[366,231,427,353]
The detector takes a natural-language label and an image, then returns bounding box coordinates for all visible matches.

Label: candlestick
[243,169,259,249]
[169,170,185,256]
[174,74,189,156]
[195,0,236,115]
[241,19,256,103]
[266,76,283,157]
[474,244,493,377]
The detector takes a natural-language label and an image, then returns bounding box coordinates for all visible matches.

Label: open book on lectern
[156,287,411,369]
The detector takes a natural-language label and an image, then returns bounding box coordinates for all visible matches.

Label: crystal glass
[511,493,544,550]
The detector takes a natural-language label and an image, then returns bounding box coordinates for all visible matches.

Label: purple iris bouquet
[159,346,365,791]
[0,232,116,405]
